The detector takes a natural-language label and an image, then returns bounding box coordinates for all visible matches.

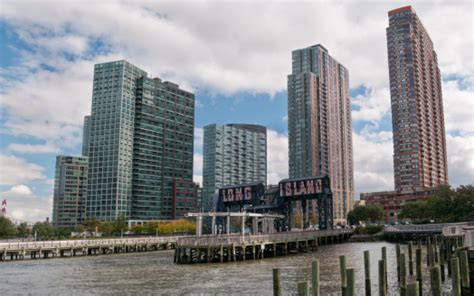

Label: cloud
[0,185,52,223]
[7,142,61,154]
[443,78,474,135]
[193,153,203,186]
[352,87,391,123]
[0,155,46,186]
[353,130,394,197]
[446,134,474,187]
[267,129,288,184]
[194,128,203,153]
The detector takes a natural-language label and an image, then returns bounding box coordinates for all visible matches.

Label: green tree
[17,222,31,238]
[365,204,385,223]
[112,215,128,236]
[0,216,18,238]
[101,221,114,236]
[130,224,144,235]
[347,206,368,225]
[32,221,54,240]
[82,216,101,232]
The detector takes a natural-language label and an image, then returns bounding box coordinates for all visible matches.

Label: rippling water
[0,241,452,295]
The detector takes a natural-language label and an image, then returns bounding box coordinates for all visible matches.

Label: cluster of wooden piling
[272,235,472,295]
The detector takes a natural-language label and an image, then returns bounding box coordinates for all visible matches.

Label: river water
[0,241,452,295]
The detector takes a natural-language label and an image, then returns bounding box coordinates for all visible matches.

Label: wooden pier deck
[0,236,182,261]
[174,229,353,264]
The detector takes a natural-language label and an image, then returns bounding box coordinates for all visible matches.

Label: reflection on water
[0,242,452,295]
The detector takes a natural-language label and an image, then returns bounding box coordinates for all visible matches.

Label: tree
[32,221,54,240]
[17,222,31,238]
[0,216,18,238]
[112,215,128,236]
[365,204,385,222]
[82,217,101,232]
[347,206,368,225]
[130,224,144,235]
[101,221,114,236]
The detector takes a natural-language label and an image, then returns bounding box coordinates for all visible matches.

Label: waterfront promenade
[0,236,182,261]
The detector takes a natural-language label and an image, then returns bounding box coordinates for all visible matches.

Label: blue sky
[0,1,472,222]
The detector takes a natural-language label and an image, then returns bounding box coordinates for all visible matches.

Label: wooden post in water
[339,255,347,296]
[416,248,423,296]
[312,259,320,296]
[364,250,371,296]
[408,241,414,276]
[459,251,470,296]
[396,243,401,283]
[451,257,462,296]
[346,268,355,296]
[378,260,387,296]
[273,268,281,296]
[382,246,387,294]
[298,281,309,296]
[430,265,441,296]
[400,253,407,296]
[406,281,419,296]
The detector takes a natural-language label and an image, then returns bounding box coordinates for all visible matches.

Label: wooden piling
[273,268,281,296]
[459,250,470,296]
[400,253,407,296]
[346,268,355,296]
[396,243,401,282]
[298,281,309,296]
[312,259,320,296]
[408,241,414,276]
[364,250,371,296]
[430,265,441,296]
[406,281,419,296]
[451,257,462,296]
[378,259,387,296]
[382,246,387,294]
[339,255,347,296]
[416,248,422,296]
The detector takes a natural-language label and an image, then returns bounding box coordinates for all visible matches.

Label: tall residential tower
[287,44,354,224]
[202,124,267,210]
[52,156,88,228]
[387,6,448,192]
[86,60,195,221]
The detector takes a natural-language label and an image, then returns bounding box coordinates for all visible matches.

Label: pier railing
[177,229,353,247]
[0,236,186,250]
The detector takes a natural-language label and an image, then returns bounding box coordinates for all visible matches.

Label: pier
[0,236,181,261]
[174,229,353,264]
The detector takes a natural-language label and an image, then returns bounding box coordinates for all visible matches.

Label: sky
[0,0,472,223]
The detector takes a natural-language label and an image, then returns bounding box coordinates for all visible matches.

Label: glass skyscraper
[287,44,354,224]
[202,124,267,210]
[86,60,195,221]
[52,156,88,228]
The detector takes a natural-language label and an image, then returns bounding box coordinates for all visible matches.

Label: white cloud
[267,129,288,184]
[443,78,474,135]
[0,155,46,186]
[352,87,391,123]
[446,134,474,187]
[0,185,52,223]
[7,142,61,154]
[353,130,394,197]
[194,128,204,153]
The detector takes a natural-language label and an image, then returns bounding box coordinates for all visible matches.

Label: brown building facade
[360,188,437,223]
[387,6,449,192]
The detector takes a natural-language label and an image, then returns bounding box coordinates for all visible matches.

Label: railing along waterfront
[385,222,474,234]
[177,229,353,247]
[0,235,187,250]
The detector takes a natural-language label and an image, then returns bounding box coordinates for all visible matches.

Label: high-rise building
[287,44,354,224]
[82,115,91,156]
[387,6,448,192]
[86,60,195,221]
[52,155,88,228]
[202,124,267,210]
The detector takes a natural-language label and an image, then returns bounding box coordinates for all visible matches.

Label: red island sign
[279,178,324,198]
